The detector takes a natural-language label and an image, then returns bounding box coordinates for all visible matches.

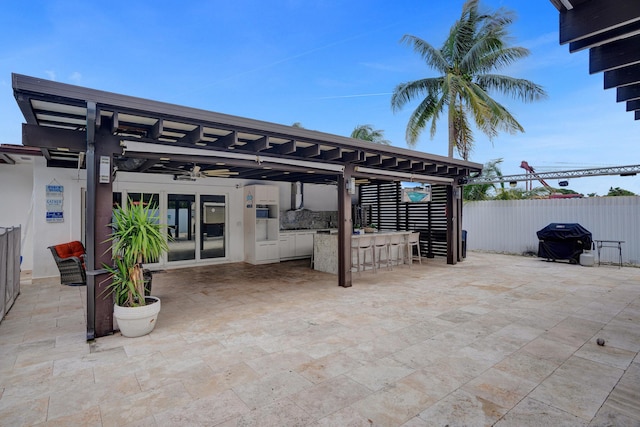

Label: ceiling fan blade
[203,169,239,176]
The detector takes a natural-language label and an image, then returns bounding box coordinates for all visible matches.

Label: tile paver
[0,252,639,426]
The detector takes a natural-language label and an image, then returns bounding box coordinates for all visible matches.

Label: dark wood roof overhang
[550,0,640,120]
[12,73,481,185]
[0,144,42,164]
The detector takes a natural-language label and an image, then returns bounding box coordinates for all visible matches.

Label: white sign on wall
[46,184,64,223]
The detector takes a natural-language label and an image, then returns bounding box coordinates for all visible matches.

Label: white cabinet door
[256,241,279,262]
[279,235,295,259]
[295,232,314,257]
[254,185,278,204]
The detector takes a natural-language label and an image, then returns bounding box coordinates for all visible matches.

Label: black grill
[537,223,592,264]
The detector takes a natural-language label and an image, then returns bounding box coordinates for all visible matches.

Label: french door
[164,193,227,263]
[200,195,226,260]
[167,194,196,262]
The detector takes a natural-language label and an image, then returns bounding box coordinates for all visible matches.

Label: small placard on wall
[99,156,111,183]
[46,184,64,223]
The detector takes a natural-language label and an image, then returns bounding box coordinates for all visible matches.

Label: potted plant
[105,197,169,337]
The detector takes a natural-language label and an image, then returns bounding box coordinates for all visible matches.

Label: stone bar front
[313,231,412,274]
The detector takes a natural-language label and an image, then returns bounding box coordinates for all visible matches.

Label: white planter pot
[114,296,161,338]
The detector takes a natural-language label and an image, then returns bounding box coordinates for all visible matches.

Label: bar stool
[352,235,375,273]
[388,233,405,268]
[407,232,422,267]
[373,234,391,272]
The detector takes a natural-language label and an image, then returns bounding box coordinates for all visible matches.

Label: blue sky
[1,1,638,196]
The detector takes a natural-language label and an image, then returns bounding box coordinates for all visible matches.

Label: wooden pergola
[550,0,640,120]
[12,73,482,339]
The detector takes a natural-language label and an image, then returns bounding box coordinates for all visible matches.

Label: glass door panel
[200,195,226,259]
[167,194,196,262]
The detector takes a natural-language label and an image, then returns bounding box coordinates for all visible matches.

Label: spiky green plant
[105,198,168,307]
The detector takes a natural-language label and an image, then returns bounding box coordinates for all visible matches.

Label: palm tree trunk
[448,107,455,158]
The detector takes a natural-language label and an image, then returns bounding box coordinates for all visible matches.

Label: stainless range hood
[290,181,303,210]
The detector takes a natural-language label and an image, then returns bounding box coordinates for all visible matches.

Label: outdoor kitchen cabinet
[244,185,280,264]
[294,231,314,258]
[253,185,278,204]
[279,234,296,260]
[279,230,315,261]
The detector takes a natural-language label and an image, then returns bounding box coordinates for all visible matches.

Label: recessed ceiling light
[159,157,170,161]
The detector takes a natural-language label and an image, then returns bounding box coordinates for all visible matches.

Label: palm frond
[476,74,547,102]
[399,35,449,74]
[405,93,442,147]
[351,124,391,145]
[391,77,444,112]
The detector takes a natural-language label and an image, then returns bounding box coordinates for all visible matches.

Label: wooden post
[86,110,120,339]
[446,185,458,265]
[338,165,353,287]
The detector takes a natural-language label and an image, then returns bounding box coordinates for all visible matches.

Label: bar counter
[313,231,411,274]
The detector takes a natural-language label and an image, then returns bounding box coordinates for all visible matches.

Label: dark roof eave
[12,73,482,173]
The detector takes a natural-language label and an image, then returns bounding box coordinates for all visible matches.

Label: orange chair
[48,241,86,285]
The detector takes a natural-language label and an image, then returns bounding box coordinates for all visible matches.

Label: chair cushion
[54,241,86,259]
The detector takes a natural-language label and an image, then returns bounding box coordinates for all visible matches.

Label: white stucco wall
[247,180,338,211]
[10,159,341,280]
[32,159,86,279]
[301,183,338,211]
[0,161,35,271]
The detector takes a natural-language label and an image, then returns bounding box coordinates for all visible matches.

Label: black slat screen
[358,183,447,257]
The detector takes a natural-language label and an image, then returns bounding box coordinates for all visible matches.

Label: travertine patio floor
[1,252,639,426]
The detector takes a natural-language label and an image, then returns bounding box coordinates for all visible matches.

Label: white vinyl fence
[463,196,640,266]
[1,226,21,324]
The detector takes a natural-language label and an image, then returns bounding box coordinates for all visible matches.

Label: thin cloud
[184,22,402,94]
[314,92,392,100]
[360,62,402,72]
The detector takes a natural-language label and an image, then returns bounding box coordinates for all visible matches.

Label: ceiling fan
[173,164,239,180]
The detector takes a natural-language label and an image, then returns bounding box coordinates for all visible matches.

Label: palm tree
[350,124,391,145]
[463,158,504,200]
[391,0,546,160]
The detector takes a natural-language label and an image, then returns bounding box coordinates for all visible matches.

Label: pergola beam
[276,140,296,155]
[626,99,640,112]
[244,136,270,152]
[570,21,640,53]
[22,124,86,151]
[604,63,640,89]
[179,125,204,145]
[559,0,640,45]
[589,34,640,73]
[616,83,640,102]
[0,153,15,164]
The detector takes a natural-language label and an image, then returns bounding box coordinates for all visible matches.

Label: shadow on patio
[1,253,639,426]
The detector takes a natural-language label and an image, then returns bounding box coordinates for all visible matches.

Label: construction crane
[466,162,640,198]
[520,161,550,191]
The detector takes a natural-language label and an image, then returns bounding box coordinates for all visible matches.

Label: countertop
[280,228,338,234]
